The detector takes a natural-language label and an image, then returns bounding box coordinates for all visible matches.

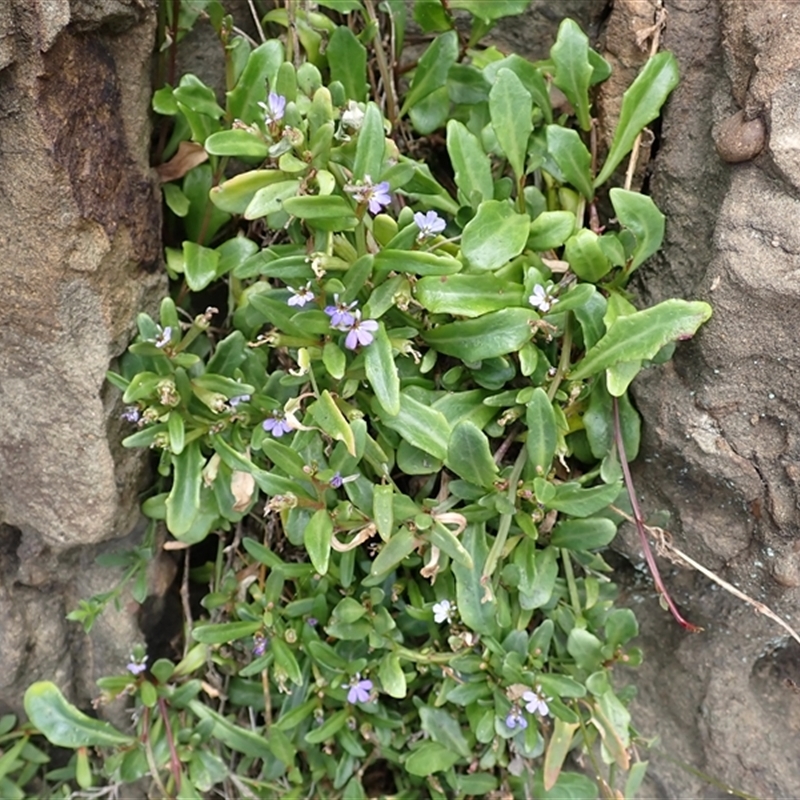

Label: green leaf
[449,0,530,22]
[428,521,473,569]
[408,85,450,135]
[370,527,418,576]
[423,307,537,362]
[282,195,357,224]
[378,393,450,461]
[446,420,498,488]
[188,701,282,762]
[593,690,631,768]
[400,30,458,116]
[452,524,498,635]
[210,169,287,214]
[174,74,225,119]
[192,620,261,644]
[365,322,400,415]
[166,442,203,538]
[244,180,301,219]
[489,68,533,179]
[610,188,665,272]
[227,40,284,122]
[605,608,639,649]
[378,652,407,699]
[534,769,599,800]
[24,682,134,748]
[163,183,190,216]
[484,54,552,124]
[305,709,348,744]
[415,274,524,317]
[595,51,680,186]
[204,129,269,158]
[304,508,333,575]
[327,26,368,102]
[419,705,471,758]
[446,120,494,206]
[583,380,640,459]
[564,229,612,282]
[549,518,617,550]
[569,299,713,382]
[309,391,356,456]
[183,241,220,291]
[526,388,557,477]
[528,210,575,251]
[373,249,461,276]
[405,742,460,776]
[461,201,530,270]
[323,341,346,380]
[546,125,593,200]
[353,103,386,181]
[567,628,604,671]
[167,412,185,455]
[550,19,593,131]
[546,481,621,518]
[271,637,303,686]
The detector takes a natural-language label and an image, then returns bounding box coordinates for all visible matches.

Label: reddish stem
[158,696,182,793]
[613,396,701,632]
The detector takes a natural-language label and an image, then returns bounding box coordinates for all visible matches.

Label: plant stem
[613,396,701,632]
[480,444,528,596]
[363,0,398,126]
[561,548,583,619]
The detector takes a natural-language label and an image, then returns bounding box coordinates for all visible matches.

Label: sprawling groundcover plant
[13,2,711,798]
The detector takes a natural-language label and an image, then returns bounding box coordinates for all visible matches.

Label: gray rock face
[620,0,800,796]
[0,0,163,716]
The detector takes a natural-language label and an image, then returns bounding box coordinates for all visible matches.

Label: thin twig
[364,0,398,125]
[181,548,193,659]
[247,0,266,43]
[611,505,800,646]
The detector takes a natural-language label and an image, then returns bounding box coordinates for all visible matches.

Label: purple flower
[528,284,559,314]
[263,412,292,437]
[306,617,318,627]
[505,707,528,730]
[154,326,172,349]
[228,394,250,408]
[325,294,358,330]
[259,92,286,125]
[344,677,373,704]
[287,282,315,307]
[329,472,344,489]
[121,406,141,424]
[343,311,379,350]
[253,635,268,657]
[414,210,446,240]
[347,175,391,215]
[127,656,147,676]
[523,687,551,717]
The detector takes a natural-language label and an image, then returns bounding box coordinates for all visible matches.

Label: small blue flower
[154,326,172,349]
[343,310,379,350]
[253,635,268,657]
[287,282,315,307]
[228,394,250,408]
[121,406,141,424]
[344,676,373,704]
[127,656,148,676]
[325,294,358,330]
[505,707,528,730]
[259,91,286,125]
[263,412,292,437]
[347,175,391,215]
[329,472,344,489]
[413,210,446,240]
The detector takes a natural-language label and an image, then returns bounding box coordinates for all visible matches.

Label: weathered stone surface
[616,0,800,796]
[0,0,163,715]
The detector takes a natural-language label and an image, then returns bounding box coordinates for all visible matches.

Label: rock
[714,109,766,162]
[0,0,163,717]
